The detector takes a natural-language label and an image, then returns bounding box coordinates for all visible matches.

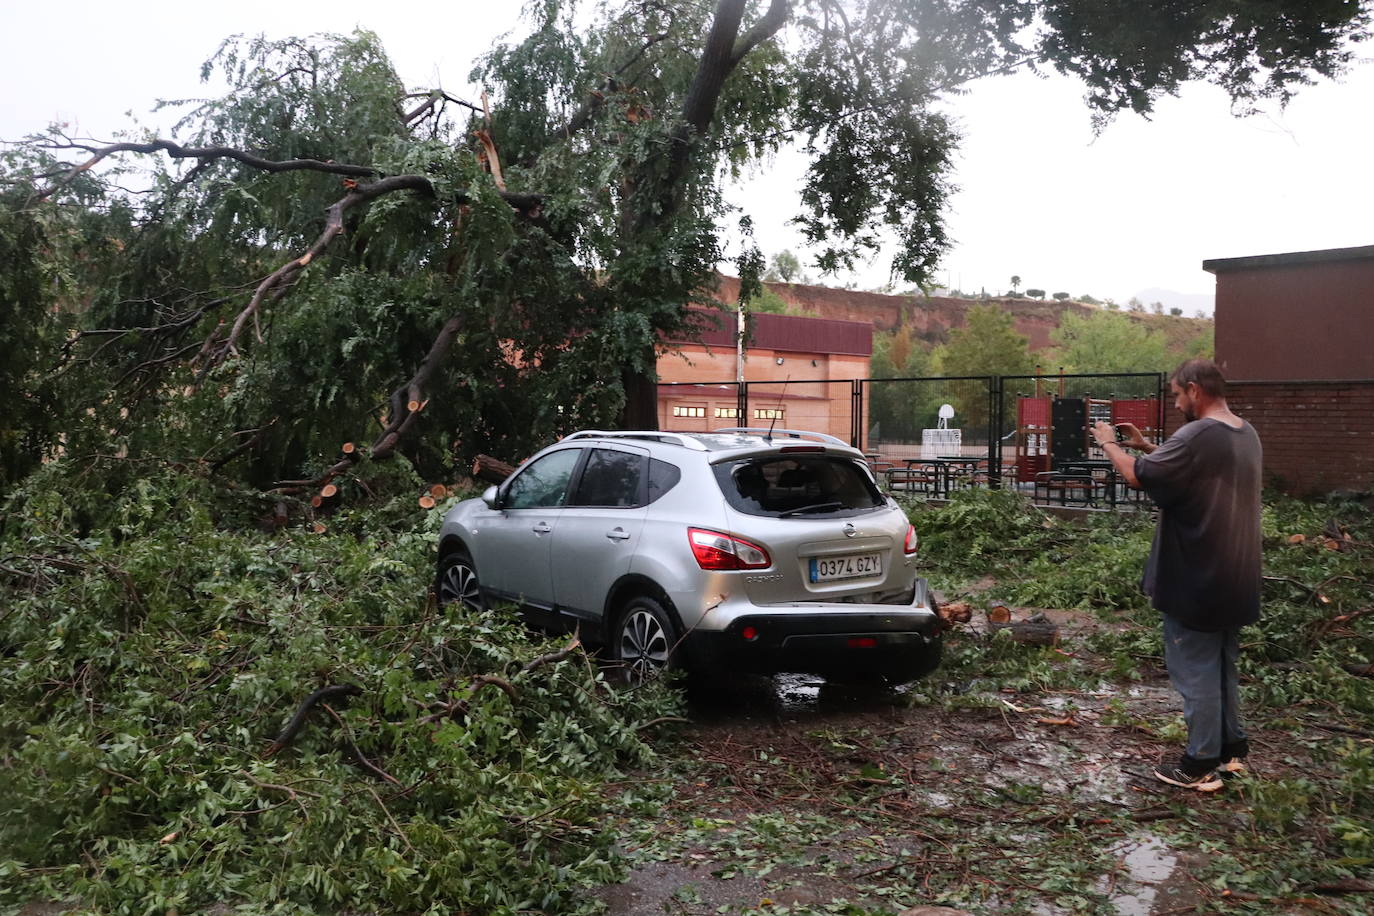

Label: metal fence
[995,373,1164,508]
[656,372,1166,509]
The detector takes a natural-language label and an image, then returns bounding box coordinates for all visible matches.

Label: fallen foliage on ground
[0,460,681,914]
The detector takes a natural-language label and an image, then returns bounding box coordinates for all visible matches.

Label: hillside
[711,275,1212,355]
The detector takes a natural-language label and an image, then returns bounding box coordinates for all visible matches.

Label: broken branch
[472,454,516,485]
[263,684,362,759]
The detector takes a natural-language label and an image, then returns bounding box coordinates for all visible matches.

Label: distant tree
[1052,291,1071,301]
[869,327,939,439]
[764,250,806,284]
[1150,300,1164,314]
[1025,288,1046,300]
[1128,297,1146,312]
[1080,294,1100,305]
[1103,298,1120,311]
[1010,275,1022,294]
[1049,310,1168,374]
[1169,306,1183,316]
[1178,328,1215,361]
[1194,309,1208,319]
[932,305,1034,430]
[934,305,1036,377]
[746,286,792,314]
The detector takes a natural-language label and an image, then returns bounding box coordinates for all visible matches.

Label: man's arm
[1092,421,1141,488]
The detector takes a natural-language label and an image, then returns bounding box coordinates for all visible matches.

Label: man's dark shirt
[1134,417,1263,631]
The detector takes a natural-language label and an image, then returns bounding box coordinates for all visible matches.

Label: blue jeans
[1162,614,1248,764]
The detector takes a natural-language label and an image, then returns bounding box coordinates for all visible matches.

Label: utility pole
[736,298,746,384]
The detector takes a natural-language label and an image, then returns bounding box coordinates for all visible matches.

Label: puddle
[979,735,1135,806]
[687,672,905,722]
[1096,834,1179,915]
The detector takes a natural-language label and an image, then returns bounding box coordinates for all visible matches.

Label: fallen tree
[4,4,1364,497]
[0,463,681,912]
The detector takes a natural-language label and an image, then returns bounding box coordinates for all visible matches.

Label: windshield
[713,455,885,518]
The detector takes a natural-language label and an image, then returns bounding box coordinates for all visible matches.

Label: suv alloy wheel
[436,549,485,612]
[611,595,679,684]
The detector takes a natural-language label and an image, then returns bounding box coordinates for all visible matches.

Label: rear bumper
[682,578,941,677]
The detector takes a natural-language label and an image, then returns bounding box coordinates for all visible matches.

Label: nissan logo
[843,523,857,538]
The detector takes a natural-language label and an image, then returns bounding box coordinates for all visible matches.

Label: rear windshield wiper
[778,501,847,518]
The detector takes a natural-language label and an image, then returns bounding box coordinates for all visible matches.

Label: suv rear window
[713,456,884,518]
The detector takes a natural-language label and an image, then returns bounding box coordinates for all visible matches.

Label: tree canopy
[1,1,1366,491]
[1049,309,1170,374]
[934,304,1037,377]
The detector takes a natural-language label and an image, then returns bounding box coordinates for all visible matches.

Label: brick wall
[1164,380,1374,495]
[713,274,1078,348]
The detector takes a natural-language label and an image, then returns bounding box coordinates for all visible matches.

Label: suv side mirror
[481,485,500,509]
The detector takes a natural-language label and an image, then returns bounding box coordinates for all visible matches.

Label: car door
[549,445,650,633]
[474,446,584,614]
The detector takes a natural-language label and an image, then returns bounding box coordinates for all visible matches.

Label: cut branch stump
[472,454,516,485]
[990,620,1061,646]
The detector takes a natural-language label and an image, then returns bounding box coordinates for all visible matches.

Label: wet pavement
[597,656,1238,916]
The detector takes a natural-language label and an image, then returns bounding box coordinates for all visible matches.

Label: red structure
[1202,244,1374,495]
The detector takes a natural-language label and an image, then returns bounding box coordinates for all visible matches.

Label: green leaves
[0,464,682,913]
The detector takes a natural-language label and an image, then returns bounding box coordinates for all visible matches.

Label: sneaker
[1154,759,1225,792]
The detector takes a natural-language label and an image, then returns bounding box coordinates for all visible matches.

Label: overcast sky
[4,1,1371,314]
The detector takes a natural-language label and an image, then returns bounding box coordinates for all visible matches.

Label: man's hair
[1171,359,1226,398]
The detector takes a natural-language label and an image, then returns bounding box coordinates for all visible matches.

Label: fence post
[1156,372,1166,435]
[990,376,1002,489]
[851,379,863,448]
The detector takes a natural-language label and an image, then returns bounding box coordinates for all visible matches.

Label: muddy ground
[596,606,1362,916]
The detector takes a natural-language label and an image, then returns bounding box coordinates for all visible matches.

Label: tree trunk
[621,363,660,430]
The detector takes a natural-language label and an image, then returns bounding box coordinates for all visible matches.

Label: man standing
[1093,359,1262,792]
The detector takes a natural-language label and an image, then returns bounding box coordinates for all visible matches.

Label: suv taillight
[903,523,919,555]
[688,528,772,570]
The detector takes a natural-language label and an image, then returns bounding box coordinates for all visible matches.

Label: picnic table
[888,455,981,498]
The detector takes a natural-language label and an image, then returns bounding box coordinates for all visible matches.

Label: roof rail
[713,427,850,447]
[562,430,708,450]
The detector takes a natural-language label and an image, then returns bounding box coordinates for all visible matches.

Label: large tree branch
[205,174,540,362]
[212,175,435,360]
[32,138,379,201]
[728,0,790,70]
[31,137,544,212]
[268,313,465,492]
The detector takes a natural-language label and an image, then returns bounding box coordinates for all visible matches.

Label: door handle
[605,528,631,541]
[532,523,552,534]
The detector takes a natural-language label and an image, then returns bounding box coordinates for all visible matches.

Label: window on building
[754,408,785,420]
[715,407,740,418]
[673,406,706,418]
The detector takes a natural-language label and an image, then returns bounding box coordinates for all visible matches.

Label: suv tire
[436,549,485,612]
[611,595,680,685]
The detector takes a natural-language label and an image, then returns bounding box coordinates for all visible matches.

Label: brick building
[1201,244,1374,495]
[657,309,871,443]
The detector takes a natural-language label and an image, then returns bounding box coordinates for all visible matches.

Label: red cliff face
[710,275,1096,352]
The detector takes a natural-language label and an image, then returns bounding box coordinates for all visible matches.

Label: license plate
[809,553,882,582]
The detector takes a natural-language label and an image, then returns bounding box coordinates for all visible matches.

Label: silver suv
[436,428,941,682]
